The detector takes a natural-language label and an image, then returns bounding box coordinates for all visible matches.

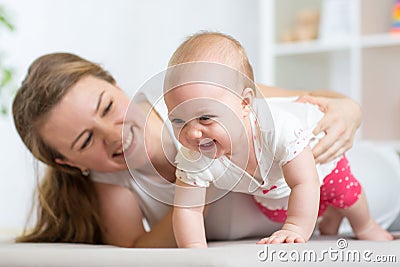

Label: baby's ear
[241,87,254,117]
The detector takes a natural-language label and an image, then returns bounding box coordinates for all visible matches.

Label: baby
[163,32,393,248]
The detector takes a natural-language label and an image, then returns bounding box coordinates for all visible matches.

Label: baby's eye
[199,115,214,122]
[171,118,185,125]
[199,116,210,120]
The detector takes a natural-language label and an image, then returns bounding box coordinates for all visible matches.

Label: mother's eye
[102,100,113,116]
[81,132,93,150]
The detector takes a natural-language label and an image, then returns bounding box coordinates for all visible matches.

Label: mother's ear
[241,87,254,117]
[55,158,87,174]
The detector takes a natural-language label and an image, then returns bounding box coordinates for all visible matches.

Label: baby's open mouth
[199,139,215,150]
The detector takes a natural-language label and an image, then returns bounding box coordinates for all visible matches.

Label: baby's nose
[183,122,202,140]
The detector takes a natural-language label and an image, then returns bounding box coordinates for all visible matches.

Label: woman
[12,53,363,248]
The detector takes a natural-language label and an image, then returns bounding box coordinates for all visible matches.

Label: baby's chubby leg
[318,156,392,240]
[318,206,343,236]
[339,190,393,241]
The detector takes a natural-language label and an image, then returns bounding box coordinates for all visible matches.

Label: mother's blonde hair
[12,53,115,243]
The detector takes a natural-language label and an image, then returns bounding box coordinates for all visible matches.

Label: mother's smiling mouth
[113,126,134,157]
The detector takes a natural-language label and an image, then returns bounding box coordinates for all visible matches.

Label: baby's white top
[175,97,338,206]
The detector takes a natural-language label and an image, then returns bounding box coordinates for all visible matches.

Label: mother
[12,52,362,247]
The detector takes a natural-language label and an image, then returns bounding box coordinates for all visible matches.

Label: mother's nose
[97,121,122,144]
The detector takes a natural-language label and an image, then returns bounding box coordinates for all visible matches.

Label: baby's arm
[258,146,320,244]
[173,178,208,248]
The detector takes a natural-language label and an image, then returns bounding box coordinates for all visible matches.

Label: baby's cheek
[173,129,180,140]
[175,131,188,146]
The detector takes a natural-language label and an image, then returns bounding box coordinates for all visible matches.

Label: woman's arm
[94,182,177,248]
[257,146,320,244]
[256,84,347,98]
[256,84,362,163]
[173,179,208,248]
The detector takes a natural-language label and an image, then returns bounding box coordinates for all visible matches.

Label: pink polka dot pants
[318,156,361,216]
[254,156,362,223]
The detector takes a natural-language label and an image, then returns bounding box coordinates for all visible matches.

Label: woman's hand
[296,95,362,163]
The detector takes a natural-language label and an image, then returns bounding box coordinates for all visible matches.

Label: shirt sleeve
[264,98,324,167]
[174,147,215,187]
[273,110,316,167]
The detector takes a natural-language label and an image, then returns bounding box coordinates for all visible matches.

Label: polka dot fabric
[254,202,287,223]
[318,156,361,216]
[284,128,314,165]
[255,156,362,223]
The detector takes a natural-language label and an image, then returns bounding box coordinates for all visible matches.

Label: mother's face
[39,76,147,172]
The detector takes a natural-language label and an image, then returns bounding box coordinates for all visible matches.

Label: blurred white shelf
[274,39,352,56]
[361,33,400,48]
[261,0,400,141]
[274,33,400,56]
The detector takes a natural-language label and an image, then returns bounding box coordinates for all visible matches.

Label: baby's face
[165,83,248,159]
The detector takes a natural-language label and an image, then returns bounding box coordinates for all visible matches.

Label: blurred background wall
[0,0,399,235]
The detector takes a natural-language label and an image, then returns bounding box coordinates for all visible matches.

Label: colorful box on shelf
[391,0,400,34]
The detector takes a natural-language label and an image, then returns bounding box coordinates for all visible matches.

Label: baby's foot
[355,219,394,241]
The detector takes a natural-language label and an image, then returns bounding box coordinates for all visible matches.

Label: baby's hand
[257,229,306,244]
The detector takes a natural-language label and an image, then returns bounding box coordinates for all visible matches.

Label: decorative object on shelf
[391,0,400,34]
[268,0,400,140]
[0,4,15,116]
[280,8,320,43]
[319,0,352,42]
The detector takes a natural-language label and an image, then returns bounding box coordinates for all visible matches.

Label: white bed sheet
[1,234,400,267]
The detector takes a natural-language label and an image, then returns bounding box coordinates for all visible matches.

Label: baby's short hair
[168,31,254,83]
